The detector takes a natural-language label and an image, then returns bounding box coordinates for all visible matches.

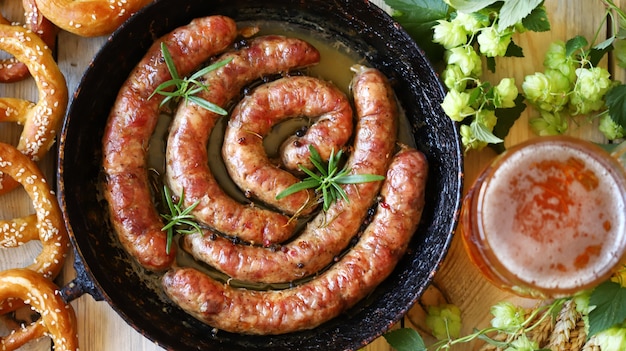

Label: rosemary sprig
[149,42,232,115]
[276,145,385,211]
[160,186,202,254]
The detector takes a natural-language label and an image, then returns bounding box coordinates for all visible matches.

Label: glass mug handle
[461,136,626,299]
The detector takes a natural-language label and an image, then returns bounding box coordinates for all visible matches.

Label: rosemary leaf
[160,186,202,254]
[161,42,179,80]
[149,43,231,114]
[276,145,385,211]
[188,95,228,115]
[335,174,385,184]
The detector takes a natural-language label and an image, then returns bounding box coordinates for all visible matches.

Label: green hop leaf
[383,328,427,351]
[491,94,526,153]
[498,0,543,30]
[588,280,626,338]
[521,5,550,32]
[607,84,626,130]
[504,40,524,57]
[589,44,613,67]
[471,119,503,144]
[384,0,449,62]
[565,35,589,56]
[593,36,615,51]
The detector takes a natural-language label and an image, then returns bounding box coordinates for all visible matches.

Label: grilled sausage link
[166,36,321,245]
[102,16,238,271]
[183,65,397,283]
[222,75,353,215]
[163,146,428,335]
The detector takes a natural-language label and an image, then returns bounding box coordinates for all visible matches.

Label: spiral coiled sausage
[222,75,353,215]
[183,65,398,283]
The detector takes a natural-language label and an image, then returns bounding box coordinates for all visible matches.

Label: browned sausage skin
[162,146,428,335]
[166,36,321,245]
[222,75,353,215]
[102,16,238,271]
[182,65,398,283]
[278,80,354,173]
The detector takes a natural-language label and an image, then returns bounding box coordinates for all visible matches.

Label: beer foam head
[478,138,626,292]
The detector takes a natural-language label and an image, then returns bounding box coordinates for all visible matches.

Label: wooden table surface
[0,0,623,350]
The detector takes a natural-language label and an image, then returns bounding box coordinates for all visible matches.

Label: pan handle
[59,254,105,303]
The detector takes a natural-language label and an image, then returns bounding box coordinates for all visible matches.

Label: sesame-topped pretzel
[0,23,68,195]
[0,142,70,280]
[0,269,78,351]
[34,0,153,37]
[0,0,59,82]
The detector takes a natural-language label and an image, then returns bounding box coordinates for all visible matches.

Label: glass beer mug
[460,136,626,298]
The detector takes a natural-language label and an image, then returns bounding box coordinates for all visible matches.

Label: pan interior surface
[57,0,462,350]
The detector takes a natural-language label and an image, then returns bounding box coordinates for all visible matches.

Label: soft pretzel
[0,23,68,194]
[0,0,60,82]
[0,269,78,351]
[0,313,48,351]
[0,142,70,280]
[34,0,153,37]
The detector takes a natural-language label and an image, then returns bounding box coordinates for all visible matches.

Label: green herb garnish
[276,145,385,211]
[160,186,202,254]
[149,42,232,114]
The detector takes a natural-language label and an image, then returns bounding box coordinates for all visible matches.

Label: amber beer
[461,136,626,298]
